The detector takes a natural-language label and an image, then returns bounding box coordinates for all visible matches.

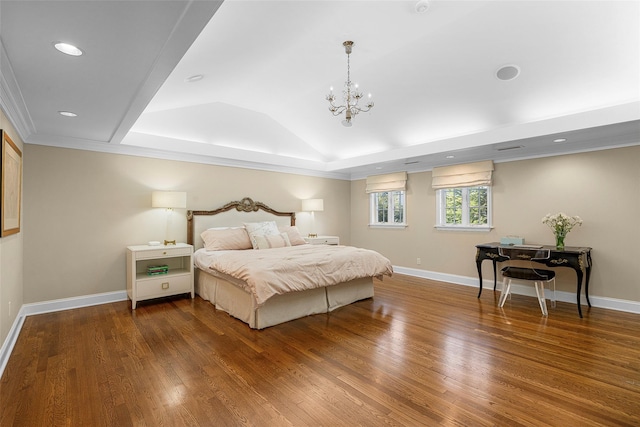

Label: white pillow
[201,227,252,251]
[244,221,280,249]
[254,232,291,250]
[278,225,307,246]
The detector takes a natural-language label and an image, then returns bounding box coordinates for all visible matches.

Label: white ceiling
[1,0,639,180]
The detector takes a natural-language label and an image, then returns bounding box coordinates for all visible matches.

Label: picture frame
[1,130,22,237]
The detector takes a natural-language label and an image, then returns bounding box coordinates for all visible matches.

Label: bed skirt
[195,268,374,329]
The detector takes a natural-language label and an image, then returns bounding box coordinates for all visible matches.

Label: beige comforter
[208,245,393,306]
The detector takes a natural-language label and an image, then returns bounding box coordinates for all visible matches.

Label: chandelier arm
[328,105,346,115]
[327,97,345,110]
[352,103,374,114]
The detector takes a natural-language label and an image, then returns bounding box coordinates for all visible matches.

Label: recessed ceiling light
[553,138,567,143]
[58,111,78,117]
[54,42,83,56]
[496,64,520,81]
[446,155,455,159]
[184,74,204,83]
[375,166,383,170]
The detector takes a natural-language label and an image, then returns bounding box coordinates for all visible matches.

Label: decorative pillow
[244,221,280,249]
[254,232,291,250]
[278,225,307,246]
[201,227,252,251]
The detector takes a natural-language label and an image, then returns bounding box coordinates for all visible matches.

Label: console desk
[475,242,593,318]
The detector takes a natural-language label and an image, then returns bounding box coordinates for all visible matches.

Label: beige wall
[23,145,350,303]
[351,146,640,302]
[15,142,640,308]
[0,111,24,345]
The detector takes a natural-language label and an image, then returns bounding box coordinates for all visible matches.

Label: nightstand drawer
[304,236,340,245]
[135,247,192,260]
[136,274,192,298]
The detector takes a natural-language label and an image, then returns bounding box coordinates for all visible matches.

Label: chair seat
[501,266,556,281]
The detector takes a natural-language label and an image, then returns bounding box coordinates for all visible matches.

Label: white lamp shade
[302,198,324,212]
[152,191,187,209]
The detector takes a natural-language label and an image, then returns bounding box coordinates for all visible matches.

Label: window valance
[365,172,407,193]
[431,160,494,189]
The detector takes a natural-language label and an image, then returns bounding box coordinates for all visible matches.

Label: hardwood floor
[2,274,639,426]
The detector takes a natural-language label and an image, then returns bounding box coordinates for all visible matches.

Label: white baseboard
[0,309,26,381]
[0,291,127,378]
[393,266,640,314]
[19,290,127,317]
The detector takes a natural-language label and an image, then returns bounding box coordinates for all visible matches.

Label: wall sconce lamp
[301,198,324,238]
[152,191,187,245]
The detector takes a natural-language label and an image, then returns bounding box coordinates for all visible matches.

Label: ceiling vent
[496,145,523,152]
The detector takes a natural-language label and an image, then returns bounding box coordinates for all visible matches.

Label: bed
[187,197,393,329]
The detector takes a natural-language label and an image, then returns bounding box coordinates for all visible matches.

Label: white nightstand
[126,243,194,309]
[304,235,340,245]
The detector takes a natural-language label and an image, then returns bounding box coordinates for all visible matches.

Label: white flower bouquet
[542,212,582,249]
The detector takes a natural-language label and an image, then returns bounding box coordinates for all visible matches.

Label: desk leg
[584,268,592,307]
[585,252,593,307]
[492,261,498,291]
[477,258,499,298]
[576,269,584,318]
[476,259,483,298]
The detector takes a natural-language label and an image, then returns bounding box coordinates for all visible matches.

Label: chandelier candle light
[326,41,374,127]
[542,212,582,250]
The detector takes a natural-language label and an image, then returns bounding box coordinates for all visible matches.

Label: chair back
[498,247,553,280]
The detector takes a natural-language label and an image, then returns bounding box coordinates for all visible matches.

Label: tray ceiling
[1,0,638,179]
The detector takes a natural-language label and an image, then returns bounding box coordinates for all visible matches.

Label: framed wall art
[1,130,22,237]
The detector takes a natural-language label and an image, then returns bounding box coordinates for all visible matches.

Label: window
[436,185,491,230]
[370,191,406,227]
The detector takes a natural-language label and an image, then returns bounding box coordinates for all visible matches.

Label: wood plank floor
[2,274,640,426]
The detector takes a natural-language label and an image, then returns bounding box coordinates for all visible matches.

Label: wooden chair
[498,247,556,315]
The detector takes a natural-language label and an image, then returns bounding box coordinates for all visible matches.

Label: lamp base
[164,239,176,246]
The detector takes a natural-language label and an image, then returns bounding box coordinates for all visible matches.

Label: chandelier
[326,41,374,127]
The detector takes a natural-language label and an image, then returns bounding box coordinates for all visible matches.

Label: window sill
[368,224,408,229]
[434,225,493,232]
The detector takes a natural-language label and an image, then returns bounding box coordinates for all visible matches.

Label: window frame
[435,185,492,231]
[369,190,407,229]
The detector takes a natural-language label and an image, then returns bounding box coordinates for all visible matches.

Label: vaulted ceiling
[1,0,638,179]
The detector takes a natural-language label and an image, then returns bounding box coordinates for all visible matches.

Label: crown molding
[26,135,352,181]
[0,39,35,140]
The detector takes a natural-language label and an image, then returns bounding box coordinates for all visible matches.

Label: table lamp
[152,191,187,245]
[301,198,323,238]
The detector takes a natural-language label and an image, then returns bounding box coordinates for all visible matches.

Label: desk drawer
[136,274,192,298]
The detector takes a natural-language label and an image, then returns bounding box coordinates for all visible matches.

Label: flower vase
[555,232,566,250]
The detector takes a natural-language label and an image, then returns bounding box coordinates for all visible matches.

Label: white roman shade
[431,160,494,189]
[365,172,407,193]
